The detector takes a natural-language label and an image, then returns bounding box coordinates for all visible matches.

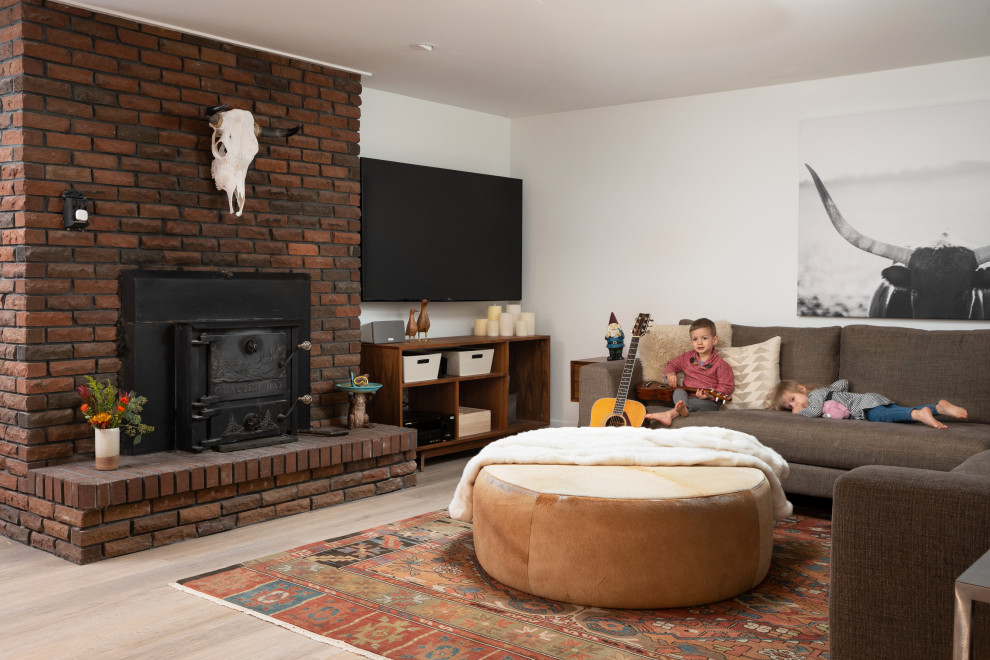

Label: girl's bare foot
[675,400,689,418]
[912,407,947,429]
[936,400,968,420]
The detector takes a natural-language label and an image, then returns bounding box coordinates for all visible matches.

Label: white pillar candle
[473,318,488,336]
[487,305,501,321]
[499,313,515,336]
[506,303,522,317]
[519,312,535,335]
[487,319,500,336]
[515,319,528,336]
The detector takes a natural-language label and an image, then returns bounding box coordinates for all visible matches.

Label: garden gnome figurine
[416,299,431,341]
[406,309,418,341]
[605,312,625,361]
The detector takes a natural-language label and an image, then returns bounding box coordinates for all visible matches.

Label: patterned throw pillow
[639,321,733,383]
[719,336,781,410]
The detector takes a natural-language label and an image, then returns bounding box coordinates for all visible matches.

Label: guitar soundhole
[604,415,627,427]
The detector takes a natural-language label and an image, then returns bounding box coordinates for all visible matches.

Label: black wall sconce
[61,187,89,230]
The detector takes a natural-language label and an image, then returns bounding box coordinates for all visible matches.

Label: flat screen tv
[360,158,522,302]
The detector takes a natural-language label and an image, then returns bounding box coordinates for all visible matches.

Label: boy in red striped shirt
[646,318,734,426]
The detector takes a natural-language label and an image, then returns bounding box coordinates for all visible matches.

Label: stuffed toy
[823,400,850,419]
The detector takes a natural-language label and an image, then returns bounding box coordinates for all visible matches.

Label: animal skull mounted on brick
[206,105,300,216]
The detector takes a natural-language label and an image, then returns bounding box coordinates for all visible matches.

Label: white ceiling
[61,0,990,118]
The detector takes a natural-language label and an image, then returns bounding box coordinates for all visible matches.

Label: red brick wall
[0,0,362,492]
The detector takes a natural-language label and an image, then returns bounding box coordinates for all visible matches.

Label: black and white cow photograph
[798,101,990,320]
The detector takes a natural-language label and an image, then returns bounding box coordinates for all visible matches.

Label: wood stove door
[176,323,299,452]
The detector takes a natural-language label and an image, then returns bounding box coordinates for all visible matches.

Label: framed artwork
[798,101,990,319]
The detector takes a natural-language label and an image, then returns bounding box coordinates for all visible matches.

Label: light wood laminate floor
[1,452,472,659]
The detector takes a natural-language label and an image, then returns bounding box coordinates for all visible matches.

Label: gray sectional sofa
[578,322,990,659]
[578,323,990,497]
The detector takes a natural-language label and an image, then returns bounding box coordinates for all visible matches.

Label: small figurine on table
[605,312,625,361]
[416,299,430,341]
[348,390,370,428]
[338,371,383,429]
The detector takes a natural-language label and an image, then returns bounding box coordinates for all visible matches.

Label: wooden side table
[954,547,990,659]
[570,357,607,402]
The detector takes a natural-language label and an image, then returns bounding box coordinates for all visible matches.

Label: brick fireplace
[0,0,418,563]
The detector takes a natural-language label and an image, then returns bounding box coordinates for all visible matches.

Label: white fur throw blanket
[448,426,792,522]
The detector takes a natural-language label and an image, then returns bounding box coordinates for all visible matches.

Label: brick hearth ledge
[9,426,416,564]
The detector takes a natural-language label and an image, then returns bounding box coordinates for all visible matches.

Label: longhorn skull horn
[204,104,230,118]
[257,124,301,138]
[205,105,301,138]
[805,164,913,265]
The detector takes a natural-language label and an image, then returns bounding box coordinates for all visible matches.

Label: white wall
[360,58,990,427]
[359,89,513,337]
[509,56,990,426]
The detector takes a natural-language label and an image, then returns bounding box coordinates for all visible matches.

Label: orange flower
[120,396,130,405]
[89,412,112,428]
[81,403,88,412]
[117,405,126,413]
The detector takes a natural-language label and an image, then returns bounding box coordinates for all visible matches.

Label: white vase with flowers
[77,376,154,471]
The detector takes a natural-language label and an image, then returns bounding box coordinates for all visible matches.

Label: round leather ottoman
[472,464,774,609]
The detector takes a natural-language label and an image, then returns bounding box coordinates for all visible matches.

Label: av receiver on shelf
[402,410,455,446]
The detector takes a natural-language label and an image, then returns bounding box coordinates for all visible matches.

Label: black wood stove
[121,271,311,454]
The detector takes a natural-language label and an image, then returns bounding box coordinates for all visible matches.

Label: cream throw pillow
[719,336,781,410]
[638,320,733,383]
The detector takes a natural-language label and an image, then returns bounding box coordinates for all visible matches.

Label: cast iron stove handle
[278,394,313,420]
[278,340,312,369]
[191,408,218,421]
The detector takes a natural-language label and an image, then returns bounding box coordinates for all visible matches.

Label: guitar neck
[612,334,641,413]
[634,381,732,403]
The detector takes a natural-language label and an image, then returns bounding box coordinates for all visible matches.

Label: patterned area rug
[173,511,830,659]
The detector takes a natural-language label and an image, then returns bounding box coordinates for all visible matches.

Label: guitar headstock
[705,389,733,404]
[632,313,652,337]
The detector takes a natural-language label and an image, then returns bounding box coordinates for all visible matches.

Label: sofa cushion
[731,325,840,386]
[720,336,781,410]
[951,450,990,477]
[839,325,990,424]
[670,409,990,473]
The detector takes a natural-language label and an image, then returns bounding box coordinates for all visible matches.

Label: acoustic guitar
[590,313,651,427]
[635,381,733,405]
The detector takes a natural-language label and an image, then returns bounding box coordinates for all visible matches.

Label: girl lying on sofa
[768,378,968,429]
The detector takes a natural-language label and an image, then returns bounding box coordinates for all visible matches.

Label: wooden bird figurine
[406,308,418,341]
[416,299,431,341]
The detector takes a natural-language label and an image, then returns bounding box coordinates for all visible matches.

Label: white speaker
[361,320,405,344]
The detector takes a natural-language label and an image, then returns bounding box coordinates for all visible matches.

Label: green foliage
[77,376,155,444]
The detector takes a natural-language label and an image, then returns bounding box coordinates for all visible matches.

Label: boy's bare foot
[645,410,676,427]
[912,407,947,429]
[646,401,689,427]
[936,400,968,420]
